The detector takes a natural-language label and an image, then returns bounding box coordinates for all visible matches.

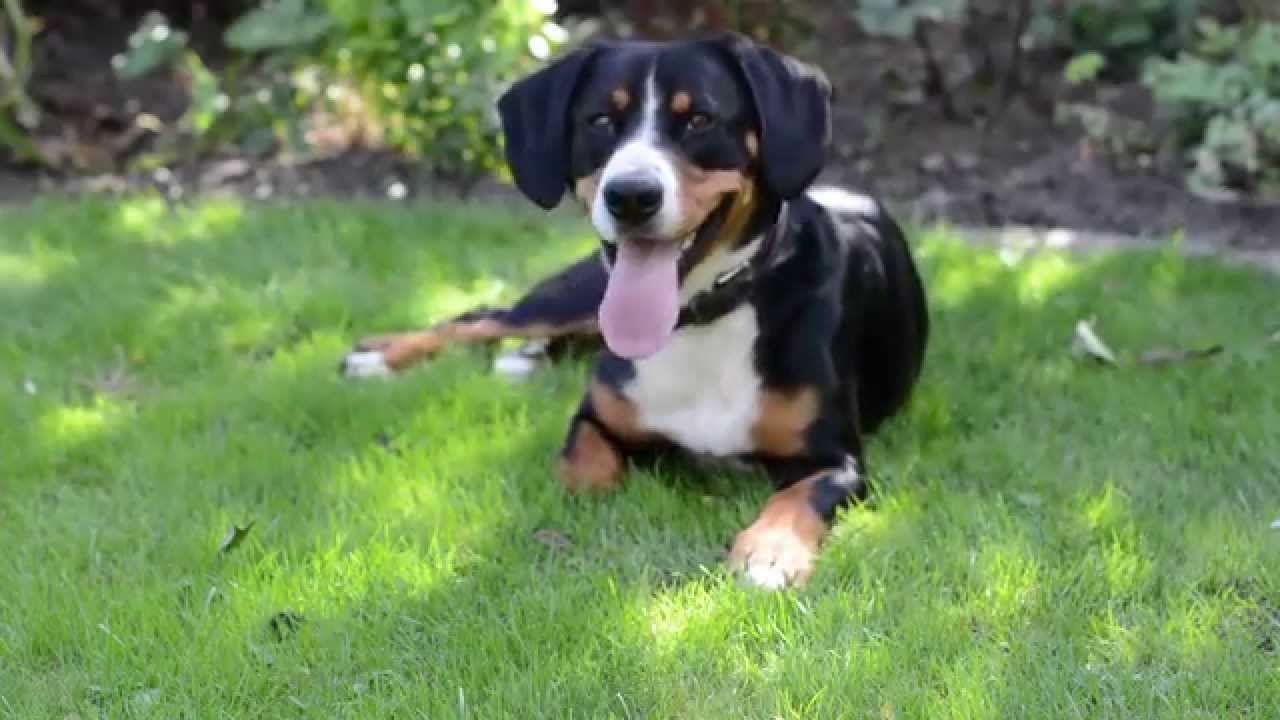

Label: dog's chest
[621,305,763,456]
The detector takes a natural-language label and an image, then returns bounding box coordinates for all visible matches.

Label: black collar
[676,202,792,328]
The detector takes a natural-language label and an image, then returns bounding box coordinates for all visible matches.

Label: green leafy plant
[223,0,332,51]
[302,0,563,179]
[0,0,44,163]
[1144,19,1280,202]
[852,0,967,40]
[1067,0,1202,73]
[1063,50,1107,85]
[114,13,240,165]
[114,11,189,79]
[116,0,561,181]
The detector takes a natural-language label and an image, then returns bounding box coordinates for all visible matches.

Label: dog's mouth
[598,236,685,360]
[597,197,741,360]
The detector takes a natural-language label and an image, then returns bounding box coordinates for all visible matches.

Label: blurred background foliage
[117,0,567,184]
[1,0,1277,202]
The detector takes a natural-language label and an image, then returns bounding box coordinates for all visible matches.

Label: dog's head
[498,33,831,358]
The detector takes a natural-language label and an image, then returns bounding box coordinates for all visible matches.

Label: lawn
[2,195,1279,719]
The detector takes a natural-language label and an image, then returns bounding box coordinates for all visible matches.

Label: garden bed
[2,2,1277,250]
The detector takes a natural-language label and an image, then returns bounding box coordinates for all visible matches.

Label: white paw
[741,557,794,591]
[492,339,550,380]
[727,526,818,591]
[341,351,392,379]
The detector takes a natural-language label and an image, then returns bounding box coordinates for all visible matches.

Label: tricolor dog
[342,33,929,589]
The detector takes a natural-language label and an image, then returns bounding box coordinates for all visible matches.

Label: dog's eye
[588,114,614,130]
[686,113,713,132]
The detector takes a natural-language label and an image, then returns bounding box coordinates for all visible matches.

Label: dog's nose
[603,175,663,225]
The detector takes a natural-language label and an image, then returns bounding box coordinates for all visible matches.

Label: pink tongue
[599,240,682,358]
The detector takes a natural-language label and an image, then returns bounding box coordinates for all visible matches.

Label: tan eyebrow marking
[611,87,631,111]
[670,91,692,114]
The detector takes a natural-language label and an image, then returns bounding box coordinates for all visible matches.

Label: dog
[341,33,929,589]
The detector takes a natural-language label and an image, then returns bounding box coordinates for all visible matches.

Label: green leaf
[115,12,189,79]
[181,52,227,134]
[225,0,333,51]
[1244,23,1280,75]
[1064,52,1108,86]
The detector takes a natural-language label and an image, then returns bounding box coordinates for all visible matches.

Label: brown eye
[589,114,614,129]
[687,113,713,132]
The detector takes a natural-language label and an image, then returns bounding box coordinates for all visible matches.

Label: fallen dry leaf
[217,521,255,556]
[1014,492,1043,508]
[1137,345,1224,366]
[1072,319,1118,366]
[533,528,572,551]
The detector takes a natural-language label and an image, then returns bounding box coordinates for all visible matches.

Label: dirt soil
[800,9,1279,251]
[2,3,1277,250]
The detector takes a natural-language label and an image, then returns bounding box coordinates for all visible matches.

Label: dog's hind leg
[341,253,606,378]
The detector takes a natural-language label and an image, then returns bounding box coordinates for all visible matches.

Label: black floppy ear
[497,46,598,209]
[711,34,832,198]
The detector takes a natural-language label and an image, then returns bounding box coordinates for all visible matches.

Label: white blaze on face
[590,69,682,244]
[593,67,692,360]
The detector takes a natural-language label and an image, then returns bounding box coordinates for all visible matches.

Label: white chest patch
[622,304,762,456]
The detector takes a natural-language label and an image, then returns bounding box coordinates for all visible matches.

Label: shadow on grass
[3,196,1279,716]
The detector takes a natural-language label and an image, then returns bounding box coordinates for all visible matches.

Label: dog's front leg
[342,253,605,378]
[728,457,865,590]
[558,413,627,493]
[557,378,652,492]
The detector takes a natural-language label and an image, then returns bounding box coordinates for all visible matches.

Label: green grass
[2,195,1279,719]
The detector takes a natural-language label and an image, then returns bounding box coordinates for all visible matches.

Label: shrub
[118,0,564,180]
[847,0,1215,117]
[0,0,43,164]
[1066,0,1202,75]
[560,0,810,47]
[1144,19,1280,202]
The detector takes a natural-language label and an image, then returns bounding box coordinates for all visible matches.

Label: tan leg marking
[728,475,829,590]
[559,421,623,493]
[752,387,820,457]
[354,319,503,371]
[355,318,595,373]
[588,380,651,445]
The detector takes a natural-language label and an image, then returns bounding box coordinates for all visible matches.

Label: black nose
[603,175,663,225]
